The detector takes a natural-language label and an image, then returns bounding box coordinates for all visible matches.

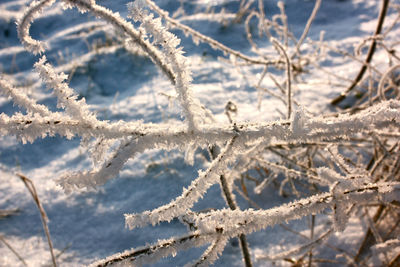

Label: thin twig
[145,0,279,66]
[0,235,28,266]
[17,173,57,267]
[271,38,292,119]
[331,0,390,105]
[209,136,253,267]
[277,2,289,48]
[354,205,385,263]
[257,228,333,261]
[93,233,202,266]
[0,209,19,218]
[293,0,322,57]
[378,64,400,101]
[308,214,316,267]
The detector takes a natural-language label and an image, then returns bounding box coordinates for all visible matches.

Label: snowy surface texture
[1,0,400,266]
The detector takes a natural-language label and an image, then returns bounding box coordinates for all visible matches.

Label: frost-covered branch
[0,76,51,116]
[125,136,239,228]
[192,181,400,238]
[17,0,56,54]
[35,56,98,125]
[58,138,139,193]
[92,181,400,266]
[192,235,228,267]
[62,0,176,84]
[293,0,321,56]
[3,1,400,266]
[55,97,400,191]
[144,0,279,66]
[128,1,205,130]
[2,83,400,187]
[2,95,399,147]
[89,233,211,267]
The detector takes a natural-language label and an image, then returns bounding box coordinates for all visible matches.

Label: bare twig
[0,235,28,266]
[0,209,19,219]
[209,140,253,267]
[17,173,57,267]
[331,0,390,106]
[257,228,332,262]
[378,64,400,101]
[271,38,292,119]
[308,214,316,267]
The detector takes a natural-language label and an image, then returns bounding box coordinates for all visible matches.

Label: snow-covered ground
[0,0,399,266]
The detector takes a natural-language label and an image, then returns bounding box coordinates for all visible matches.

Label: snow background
[0,0,398,266]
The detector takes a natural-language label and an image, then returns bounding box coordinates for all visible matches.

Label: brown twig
[271,38,292,119]
[0,235,28,266]
[354,205,385,263]
[17,173,57,267]
[308,214,315,267]
[209,143,253,267]
[0,209,19,219]
[331,0,390,106]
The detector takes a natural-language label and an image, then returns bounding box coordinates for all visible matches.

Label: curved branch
[331,0,390,106]
[63,0,176,84]
[272,38,292,119]
[17,0,56,54]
